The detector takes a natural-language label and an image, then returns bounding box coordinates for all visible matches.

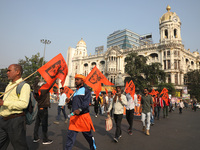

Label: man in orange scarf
[65,74,96,150]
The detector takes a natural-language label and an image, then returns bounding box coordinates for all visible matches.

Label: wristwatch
[78,108,82,112]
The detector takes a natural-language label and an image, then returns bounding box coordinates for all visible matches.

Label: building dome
[77,38,86,46]
[160,5,180,23]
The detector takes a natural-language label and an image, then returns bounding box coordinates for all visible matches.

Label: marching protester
[0,64,30,150]
[140,88,154,136]
[163,97,170,118]
[65,74,96,150]
[154,94,162,120]
[99,93,104,115]
[33,77,55,145]
[125,91,138,135]
[107,86,127,143]
[54,87,68,124]
[179,99,185,114]
[93,95,100,118]
[108,93,114,119]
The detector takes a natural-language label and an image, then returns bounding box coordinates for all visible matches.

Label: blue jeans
[57,106,67,121]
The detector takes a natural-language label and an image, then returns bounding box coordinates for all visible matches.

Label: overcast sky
[0,0,200,69]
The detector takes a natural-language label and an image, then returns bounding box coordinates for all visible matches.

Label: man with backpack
[0,64,30,150]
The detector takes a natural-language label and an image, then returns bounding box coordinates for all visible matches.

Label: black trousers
[33,108,48,141]
[126,109,134,131]
[94,106,98,115]
[0,115,28,150]
[114,114,123,138]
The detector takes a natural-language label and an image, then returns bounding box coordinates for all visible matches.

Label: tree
[18,53,44,88]
[0,68,9,92]
[144,62,166,87]
[157,83,176,95]
[124,52,147,91]
[184,70,200,102]
[124,52,166,91]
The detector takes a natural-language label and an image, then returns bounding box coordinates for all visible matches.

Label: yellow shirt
[0,78,30,117]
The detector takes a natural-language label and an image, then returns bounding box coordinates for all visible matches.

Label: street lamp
[40,39,51,67]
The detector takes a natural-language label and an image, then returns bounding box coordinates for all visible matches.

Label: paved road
[8,103,200,150]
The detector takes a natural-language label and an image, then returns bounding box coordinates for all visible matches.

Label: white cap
[38,81,45,86]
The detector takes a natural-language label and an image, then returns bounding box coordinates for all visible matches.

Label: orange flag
[63,86,74,98]
[105,88,108,94]
[160,88,168,95]
[125,80,135,98]
[94,89,101,99]
[49,83,58,94]
[112,89,116,95]
[160,88,169,105]
[85,66,114,94]
[37,53,68,86]
[149,89,158,96]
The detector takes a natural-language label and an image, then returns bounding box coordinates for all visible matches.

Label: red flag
[37,53,68,86]
[112,89,116,95]
[63,86,74,98]
[105,88,108,94]
[85,66,114,94]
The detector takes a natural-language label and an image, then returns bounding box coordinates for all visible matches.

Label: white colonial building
[64,5,200,90]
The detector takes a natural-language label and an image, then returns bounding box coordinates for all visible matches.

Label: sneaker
[118,135,122,139]
[54,121,59,124]
[128,131,133,135]
[65,119,68,124]
[33,139,40,143]
[43,139,53,145]
[95,115,97,118]
[113,137,118,143]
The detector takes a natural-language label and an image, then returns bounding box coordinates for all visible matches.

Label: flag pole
[0,70,38,98]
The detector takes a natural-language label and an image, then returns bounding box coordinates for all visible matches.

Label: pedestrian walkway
[7,104,200,150]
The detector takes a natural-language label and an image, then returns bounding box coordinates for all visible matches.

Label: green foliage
[125,52,166,91]
[185,70,200,101]
[18,53,44,88]
[0,68,9,92]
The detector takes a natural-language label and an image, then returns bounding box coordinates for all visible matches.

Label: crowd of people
[0,64,198,150]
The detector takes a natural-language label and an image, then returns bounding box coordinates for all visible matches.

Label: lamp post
[40,39,51,67]
[40,39,51,80]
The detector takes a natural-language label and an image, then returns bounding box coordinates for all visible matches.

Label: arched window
[165,29,168,38]
[174,29,177,38]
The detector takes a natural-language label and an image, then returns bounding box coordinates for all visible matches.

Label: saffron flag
[149,89,159,96]
[125,80,135,98]
[105,88,108,94]
[94,89,101,99]
[160,88,169,105]
[160,88,168,95]
[49,83,59,94]
[63,86,74,98]
[85,66,114,94]
[37,53,68,86]
[112,89,116,95]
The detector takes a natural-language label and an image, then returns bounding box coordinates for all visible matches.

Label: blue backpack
[16,81,38,125]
